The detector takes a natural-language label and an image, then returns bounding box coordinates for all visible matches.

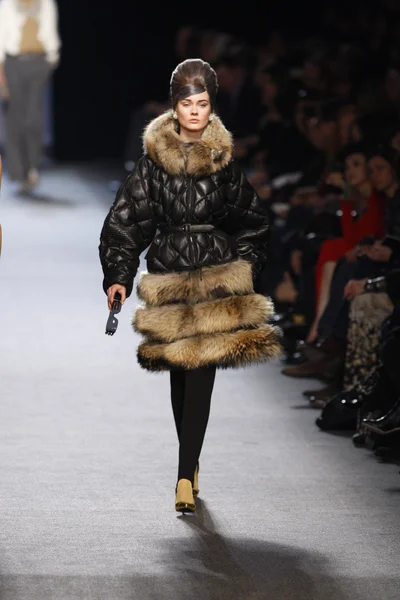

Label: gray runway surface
[0,166,399,600]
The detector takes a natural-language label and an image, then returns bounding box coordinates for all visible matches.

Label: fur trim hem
[137,325,282,372]
[133,293,274,343]
[137,260,254,307]
[142,110,232,177]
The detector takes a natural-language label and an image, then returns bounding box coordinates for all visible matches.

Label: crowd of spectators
[123,3,400,464]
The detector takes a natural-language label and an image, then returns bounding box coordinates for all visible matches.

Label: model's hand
[107,284,126,310]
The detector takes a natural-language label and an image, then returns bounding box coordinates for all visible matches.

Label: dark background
[52,0,323,161]
[52,0,392,161]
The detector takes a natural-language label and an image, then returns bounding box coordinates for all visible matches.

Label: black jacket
[385,188,400,246]
[99,112,269,297]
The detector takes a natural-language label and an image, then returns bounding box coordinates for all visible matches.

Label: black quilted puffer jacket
[99,111,269,297]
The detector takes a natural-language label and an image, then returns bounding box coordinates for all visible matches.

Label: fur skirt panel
[132,260,282,372]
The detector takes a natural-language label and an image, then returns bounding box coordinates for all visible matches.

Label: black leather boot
[315,393,358,431]
[334,388,365,410]
[362,398,400,435]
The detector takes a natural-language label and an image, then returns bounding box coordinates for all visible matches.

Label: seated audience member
[260,98,349,319]
[214,48,264,164]
[365,145,400,257]
[361,269,400,441]
[316,267,400,432]
[246,88,324,199]
[282,143,400,395]
[307,142,386,343]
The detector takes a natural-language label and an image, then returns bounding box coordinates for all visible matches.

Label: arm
[222,160,270,277]
[45,0,61,65]
[99,158,156,297]
[345,275,387,300]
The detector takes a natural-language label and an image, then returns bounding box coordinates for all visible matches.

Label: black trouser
[317,257,356,340]
[317,255,389,341]
[170,366,216,485]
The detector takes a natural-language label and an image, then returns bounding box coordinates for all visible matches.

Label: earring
[172,111,178,119]
[209,114,214,122]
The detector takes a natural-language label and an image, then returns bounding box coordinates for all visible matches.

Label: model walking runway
[0,167,399,600]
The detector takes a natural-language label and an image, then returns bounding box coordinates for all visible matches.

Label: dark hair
[170,58,218,109]
[366,143,399,169]
[338,141,369,163]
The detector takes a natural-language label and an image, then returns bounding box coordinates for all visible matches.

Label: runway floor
[0,164,399,600]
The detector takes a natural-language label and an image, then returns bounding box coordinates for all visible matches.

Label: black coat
[99,112,269,297]
[385,189,400,247]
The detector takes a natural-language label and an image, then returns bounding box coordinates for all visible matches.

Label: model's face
[345,153,367,187]
[175,91,211,134]
[368,157,395,192]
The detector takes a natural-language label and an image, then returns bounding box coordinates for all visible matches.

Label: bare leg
[307,261,337,343]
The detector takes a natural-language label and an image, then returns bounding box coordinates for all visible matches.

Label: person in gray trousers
[0,0,61,191]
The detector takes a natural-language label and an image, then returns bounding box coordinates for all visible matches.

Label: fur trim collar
[142,111,233,177]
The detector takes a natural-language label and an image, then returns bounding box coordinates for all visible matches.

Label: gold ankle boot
[175,479,196,513]
[193,465,199,497]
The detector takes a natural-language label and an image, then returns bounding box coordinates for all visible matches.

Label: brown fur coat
[129,112,281,372]
[133,260,281,371]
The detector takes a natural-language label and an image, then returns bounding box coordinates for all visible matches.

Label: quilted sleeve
[222,160,270,276]
[99,157,156,297]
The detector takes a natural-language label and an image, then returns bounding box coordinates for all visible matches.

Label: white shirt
[0,0,61,64]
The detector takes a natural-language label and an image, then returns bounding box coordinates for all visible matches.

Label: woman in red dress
[307,142,385,342]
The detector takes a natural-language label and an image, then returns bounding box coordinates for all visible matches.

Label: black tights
[170,366,216,484]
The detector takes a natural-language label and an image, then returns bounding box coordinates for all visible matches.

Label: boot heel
[175,479,196,513]
[193,464,199,497]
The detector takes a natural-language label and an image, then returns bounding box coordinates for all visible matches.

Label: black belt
[161,224,215,233]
